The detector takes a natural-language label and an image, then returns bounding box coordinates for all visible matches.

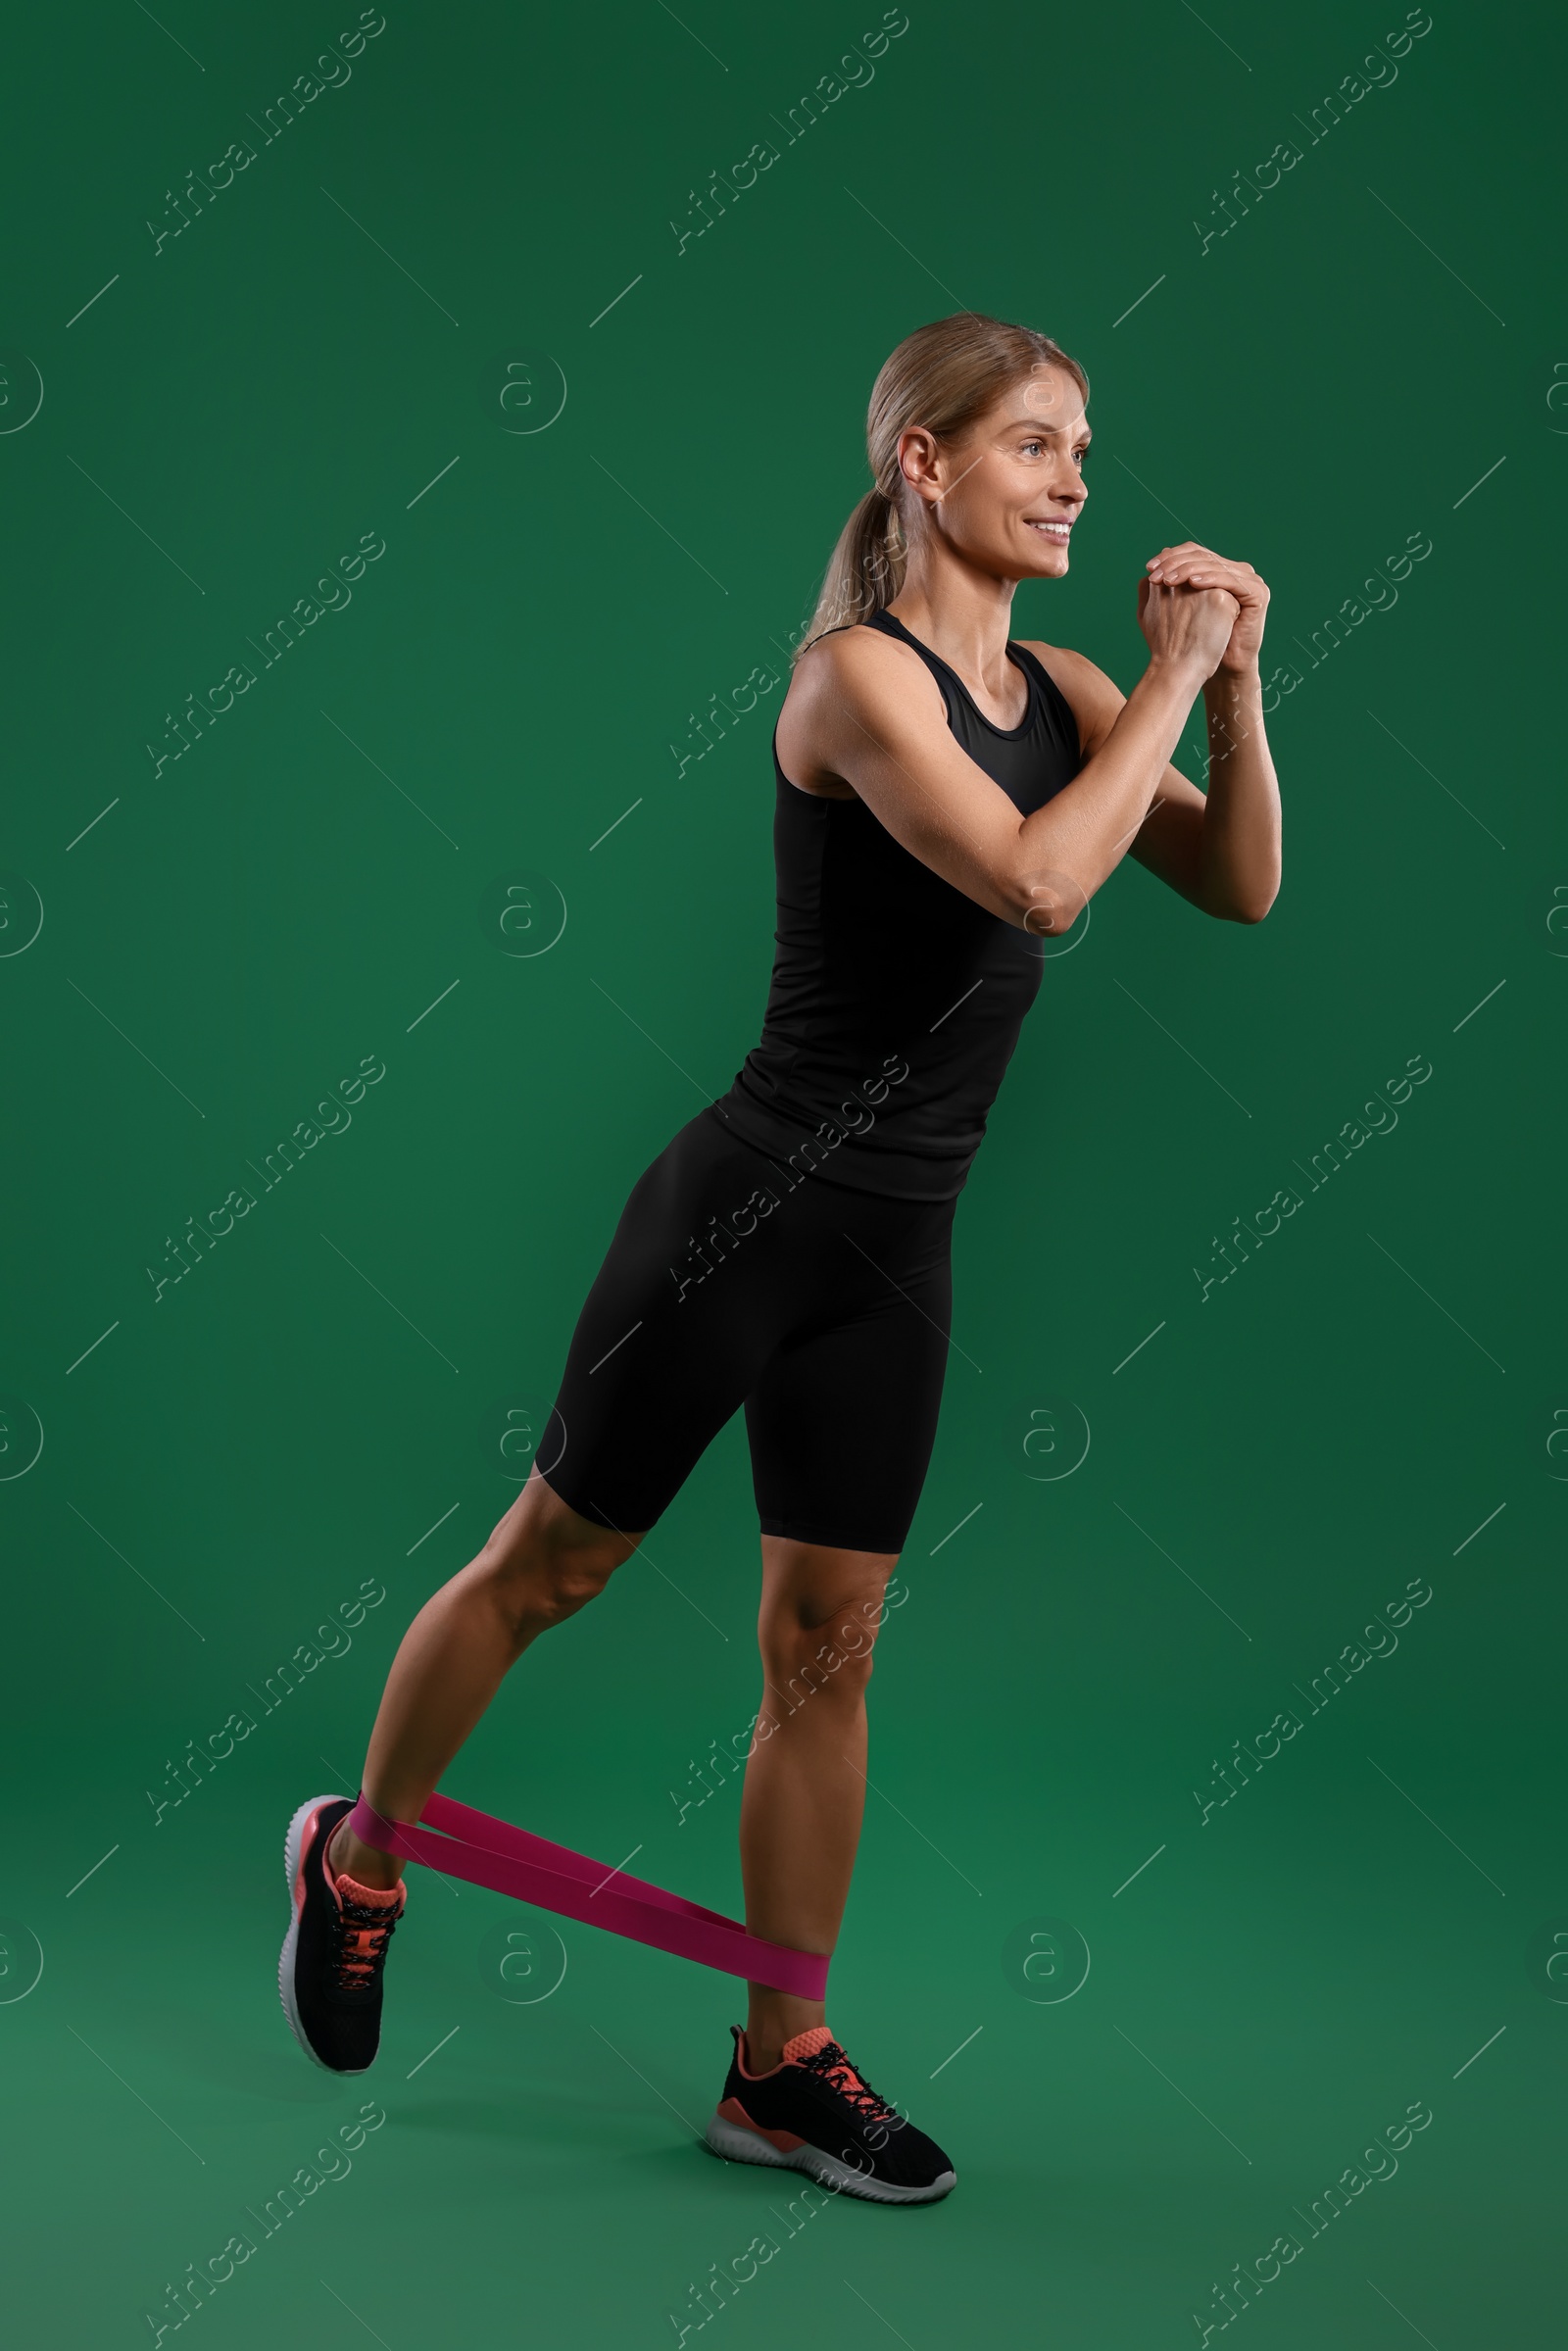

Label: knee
[475,1481,632,1639]
[759,1592,884,1704]
[478,1531,620,1639]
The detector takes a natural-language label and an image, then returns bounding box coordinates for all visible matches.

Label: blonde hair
[796,313,1089,661]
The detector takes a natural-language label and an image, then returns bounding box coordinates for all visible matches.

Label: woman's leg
[328,1468,644,1889]
[739,1537,898,2068]
[735,1185,955,2067]
[326,1111,804,1896]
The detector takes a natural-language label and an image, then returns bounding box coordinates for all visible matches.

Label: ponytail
[806,484,906,647]
[795,313,1088,663]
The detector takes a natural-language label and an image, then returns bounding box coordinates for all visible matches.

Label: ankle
[327,1822,403,1892]
[743,2001,825,2075]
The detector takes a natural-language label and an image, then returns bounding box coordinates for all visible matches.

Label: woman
[278,313,1280,2205]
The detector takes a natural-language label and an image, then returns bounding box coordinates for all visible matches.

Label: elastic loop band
[346,1792,829,2000]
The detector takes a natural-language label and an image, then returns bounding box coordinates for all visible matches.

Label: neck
[886,541,1019,693]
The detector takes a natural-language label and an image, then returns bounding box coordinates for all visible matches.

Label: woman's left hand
[1145,545,1269,675]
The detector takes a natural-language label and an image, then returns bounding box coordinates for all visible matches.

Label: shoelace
[801,2039,901,2126]
[333,1895,399,1992]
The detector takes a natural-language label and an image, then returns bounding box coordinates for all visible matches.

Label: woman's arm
[784,580,1239,934]
[1035,545,1282,924]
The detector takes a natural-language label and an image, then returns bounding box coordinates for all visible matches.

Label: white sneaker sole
[704,2110,956,2204]
[278,1792,371,2075]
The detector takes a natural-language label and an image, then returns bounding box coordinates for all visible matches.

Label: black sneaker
[706,2025,956,2204]
[278,1793,405,2074]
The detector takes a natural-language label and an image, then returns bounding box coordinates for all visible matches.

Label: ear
[895,423,946,506]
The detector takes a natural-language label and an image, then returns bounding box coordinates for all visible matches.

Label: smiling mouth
[1026,520,1072,542]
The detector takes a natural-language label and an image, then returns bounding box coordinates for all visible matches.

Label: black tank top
[713,607,1083,1200]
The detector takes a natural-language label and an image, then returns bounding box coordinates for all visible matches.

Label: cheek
[996,470,1041,524]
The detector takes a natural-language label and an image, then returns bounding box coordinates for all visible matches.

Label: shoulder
[792,619,935,695]
[783,618,948,729]
[1015,639,1124,756]
[777,619,950,797]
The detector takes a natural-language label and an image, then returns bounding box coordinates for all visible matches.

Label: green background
[2,1,1563,2342]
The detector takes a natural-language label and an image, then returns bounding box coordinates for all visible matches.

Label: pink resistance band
[346,1792,830,2000]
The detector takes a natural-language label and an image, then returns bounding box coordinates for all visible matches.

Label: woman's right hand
[1137,575,1240,680]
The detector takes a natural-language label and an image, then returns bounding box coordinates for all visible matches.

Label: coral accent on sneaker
[796,2039,899,2125]
[717,2095,806,2150]
[330,1874,406,1990]
[335,1874,404,1910]
[780,2026,834,2063]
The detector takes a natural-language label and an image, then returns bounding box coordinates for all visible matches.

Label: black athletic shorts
[538,1104,956,1554]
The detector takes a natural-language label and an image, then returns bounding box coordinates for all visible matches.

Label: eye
[1021,438,1044,457]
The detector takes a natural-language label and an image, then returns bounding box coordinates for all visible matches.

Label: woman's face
[898,365,1090,582]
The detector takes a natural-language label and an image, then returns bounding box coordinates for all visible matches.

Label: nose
[1050,457,1086,510]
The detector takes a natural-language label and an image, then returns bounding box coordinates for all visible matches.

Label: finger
[1147,550,1217,583]
[1154,552,1231,574]
[1162,566,1252,594]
